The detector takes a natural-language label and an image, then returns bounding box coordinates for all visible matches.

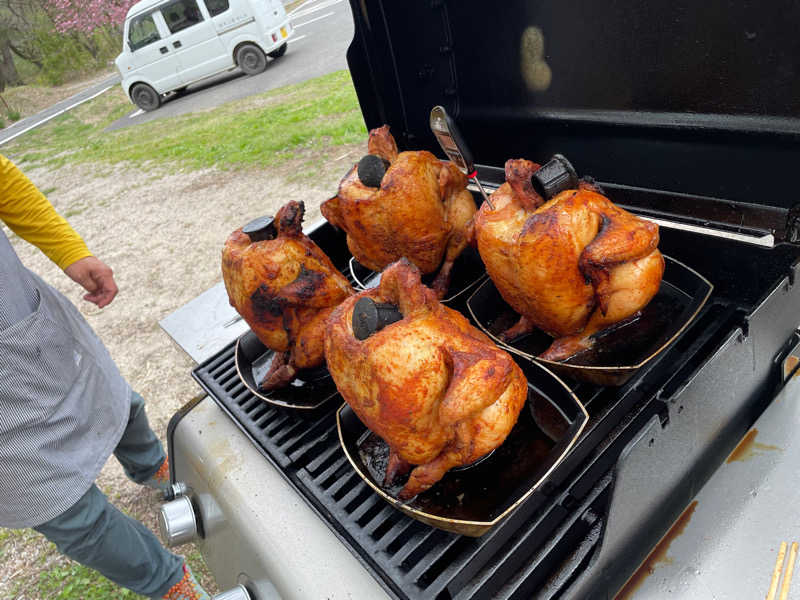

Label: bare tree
[0,27,21,91]
[0,0,52,88]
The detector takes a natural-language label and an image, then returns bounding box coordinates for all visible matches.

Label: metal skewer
[430,105,495,210]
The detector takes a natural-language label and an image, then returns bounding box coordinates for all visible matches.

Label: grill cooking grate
[189,222,755,598]
[191,295,739,599]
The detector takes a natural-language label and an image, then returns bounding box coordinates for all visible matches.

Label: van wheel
[131,83,161,111]
[236,44,267,75]
[268,43,287,59]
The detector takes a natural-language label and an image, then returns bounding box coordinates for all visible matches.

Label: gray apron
[0,230,129,528]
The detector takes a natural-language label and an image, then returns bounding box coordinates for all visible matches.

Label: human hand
[64,256,119,308]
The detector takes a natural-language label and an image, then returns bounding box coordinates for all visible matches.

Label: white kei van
[115,0,292,111]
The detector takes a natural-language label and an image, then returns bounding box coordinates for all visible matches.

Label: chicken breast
[473,159,665,361]
[325,259,528,499]
[222,200,353,389]
[321,125,475,297]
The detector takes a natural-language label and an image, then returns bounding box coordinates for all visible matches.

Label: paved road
[106,0,354,131]
[0,73,120,146]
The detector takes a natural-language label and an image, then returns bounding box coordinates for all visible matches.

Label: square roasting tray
[234,333,339,410]
[467,255,713,386]
[337,357,588,537]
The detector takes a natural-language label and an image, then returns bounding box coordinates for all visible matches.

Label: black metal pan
[234,330,338,410]
[336,357,588,537]
[467,255,713,386]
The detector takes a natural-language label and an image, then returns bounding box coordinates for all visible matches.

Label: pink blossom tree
[43,0,136,34]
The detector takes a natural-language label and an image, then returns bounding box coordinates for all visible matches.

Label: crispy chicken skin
[222,201,353,390]
[473,159,665,361]
[325,259,528,499]
[321,125,476,298]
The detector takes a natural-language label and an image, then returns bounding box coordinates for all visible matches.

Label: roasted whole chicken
[325,259,528,499]
[473,159,665,361]
[222,201,353,390]
[321,125,476,297]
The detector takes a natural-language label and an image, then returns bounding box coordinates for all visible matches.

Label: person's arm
[0,155,118,307]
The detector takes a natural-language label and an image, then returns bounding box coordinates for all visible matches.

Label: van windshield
[128,13,161,51]
[161,0,204,34]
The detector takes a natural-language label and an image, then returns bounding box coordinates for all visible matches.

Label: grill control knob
[158,496,198,547]
[212,585,252,600]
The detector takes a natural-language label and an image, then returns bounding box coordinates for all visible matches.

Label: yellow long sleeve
[0,154,92,270]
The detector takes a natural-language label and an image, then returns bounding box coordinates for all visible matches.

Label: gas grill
[160,1,800,598]
[180,220,799,599]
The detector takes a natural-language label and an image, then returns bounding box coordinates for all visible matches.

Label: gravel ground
[0,148,360,598]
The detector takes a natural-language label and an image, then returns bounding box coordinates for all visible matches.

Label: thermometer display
[429,105,493,209]
[430,106,473,175]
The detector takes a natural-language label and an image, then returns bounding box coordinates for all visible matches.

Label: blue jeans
[34,392,184,598]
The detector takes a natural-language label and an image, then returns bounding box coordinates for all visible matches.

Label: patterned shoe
[142,457,170,493]
[163,563,211,600]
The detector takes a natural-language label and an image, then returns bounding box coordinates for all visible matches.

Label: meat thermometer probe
[430,106,581,206]
[430,105,495,210]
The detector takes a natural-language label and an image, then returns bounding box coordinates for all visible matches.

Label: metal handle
[173,40,182,48]
[159,46,168,54]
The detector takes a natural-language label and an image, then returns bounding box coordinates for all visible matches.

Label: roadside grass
[1,68,118,122]
[6,70,367,175]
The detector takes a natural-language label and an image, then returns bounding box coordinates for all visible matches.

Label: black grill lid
[345,0,800,237]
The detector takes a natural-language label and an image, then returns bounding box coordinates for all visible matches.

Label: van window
[204,0,229,17]
[161,0,204,34]
[128,13,161,51]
